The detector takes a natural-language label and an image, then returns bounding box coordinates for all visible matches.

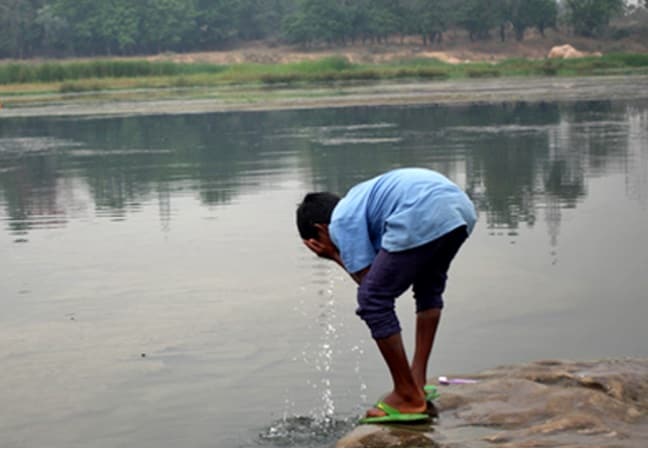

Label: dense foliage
[0,0,635,59]
[564,0,625,36]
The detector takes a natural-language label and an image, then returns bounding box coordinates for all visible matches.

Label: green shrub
[393,57,446,67]
[332,70,381,81]
[392,67,448,79]
[59,81,103,93]
[35,63,68,82]
[0,60,226,84]
[610,28,633,40]
[309,55,352,72]
[0,64,34,83]
[260,67,384,84]
[539,60,560,76]
[414,68,450,79]
[605,53,648,67]
[466,67,501,78]
[172,76,193,87]
[259,73,301,84]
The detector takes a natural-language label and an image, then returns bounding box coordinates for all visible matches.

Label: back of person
[329,168,477,274]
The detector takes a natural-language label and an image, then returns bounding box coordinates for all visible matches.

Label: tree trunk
[515,27,524,41]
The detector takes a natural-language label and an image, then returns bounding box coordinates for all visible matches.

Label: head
[296,192,341,261]
[296,192,340,240]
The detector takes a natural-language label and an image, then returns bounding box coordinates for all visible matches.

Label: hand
[303,224,340,263]
[303,224,370,285]
[303,238,337,261]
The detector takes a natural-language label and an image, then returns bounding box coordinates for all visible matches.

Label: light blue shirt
[329,168,477,273]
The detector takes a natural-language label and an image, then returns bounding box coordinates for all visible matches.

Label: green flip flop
[424,385,440,401]
[359,401,430,424]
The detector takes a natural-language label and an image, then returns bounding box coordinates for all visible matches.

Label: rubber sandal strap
[359,400,430,424]
[424,385,437,394]
[375,401,400,416]
[424,384,440,400]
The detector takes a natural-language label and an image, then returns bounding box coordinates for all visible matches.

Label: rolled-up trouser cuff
[415,293,444,313]
[356,308,401,340]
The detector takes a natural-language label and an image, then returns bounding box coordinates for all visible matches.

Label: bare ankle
[394,387,425,405]
[411,367,426,389]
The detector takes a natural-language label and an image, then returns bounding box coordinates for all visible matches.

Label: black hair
[296,192,340,239]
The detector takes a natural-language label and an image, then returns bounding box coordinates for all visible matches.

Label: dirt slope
[147,27,648,66]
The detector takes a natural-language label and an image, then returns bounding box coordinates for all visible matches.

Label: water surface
[1,100,647,447]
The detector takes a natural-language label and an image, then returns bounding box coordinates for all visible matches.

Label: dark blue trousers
[356,226,468,339]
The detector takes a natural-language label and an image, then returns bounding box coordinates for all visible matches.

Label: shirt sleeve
[329,215,376,274]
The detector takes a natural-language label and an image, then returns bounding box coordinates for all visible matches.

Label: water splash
[312,275,338,425]
[266,270,350,447]
[258,415,354,448]
[351,344,368,406]
[264,270,372,446]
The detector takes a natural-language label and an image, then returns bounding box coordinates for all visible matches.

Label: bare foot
[365,390,427,418]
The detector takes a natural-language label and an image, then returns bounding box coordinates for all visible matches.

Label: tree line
[0,0,637,59]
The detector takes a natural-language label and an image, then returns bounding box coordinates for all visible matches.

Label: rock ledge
[336,358,648,448]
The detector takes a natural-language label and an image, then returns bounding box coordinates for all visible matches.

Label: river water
[1,98,647,447]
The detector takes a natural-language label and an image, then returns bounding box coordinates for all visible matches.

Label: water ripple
[0,137,81,155]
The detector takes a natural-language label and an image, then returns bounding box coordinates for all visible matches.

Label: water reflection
[1,100,646,243]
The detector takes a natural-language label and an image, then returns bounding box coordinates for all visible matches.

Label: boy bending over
[296,167,476,424]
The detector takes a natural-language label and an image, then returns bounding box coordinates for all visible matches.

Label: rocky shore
[336,358,648,448]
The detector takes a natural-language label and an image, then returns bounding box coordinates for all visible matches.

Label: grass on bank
[0,59,227,84]
[1,53,648,97]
